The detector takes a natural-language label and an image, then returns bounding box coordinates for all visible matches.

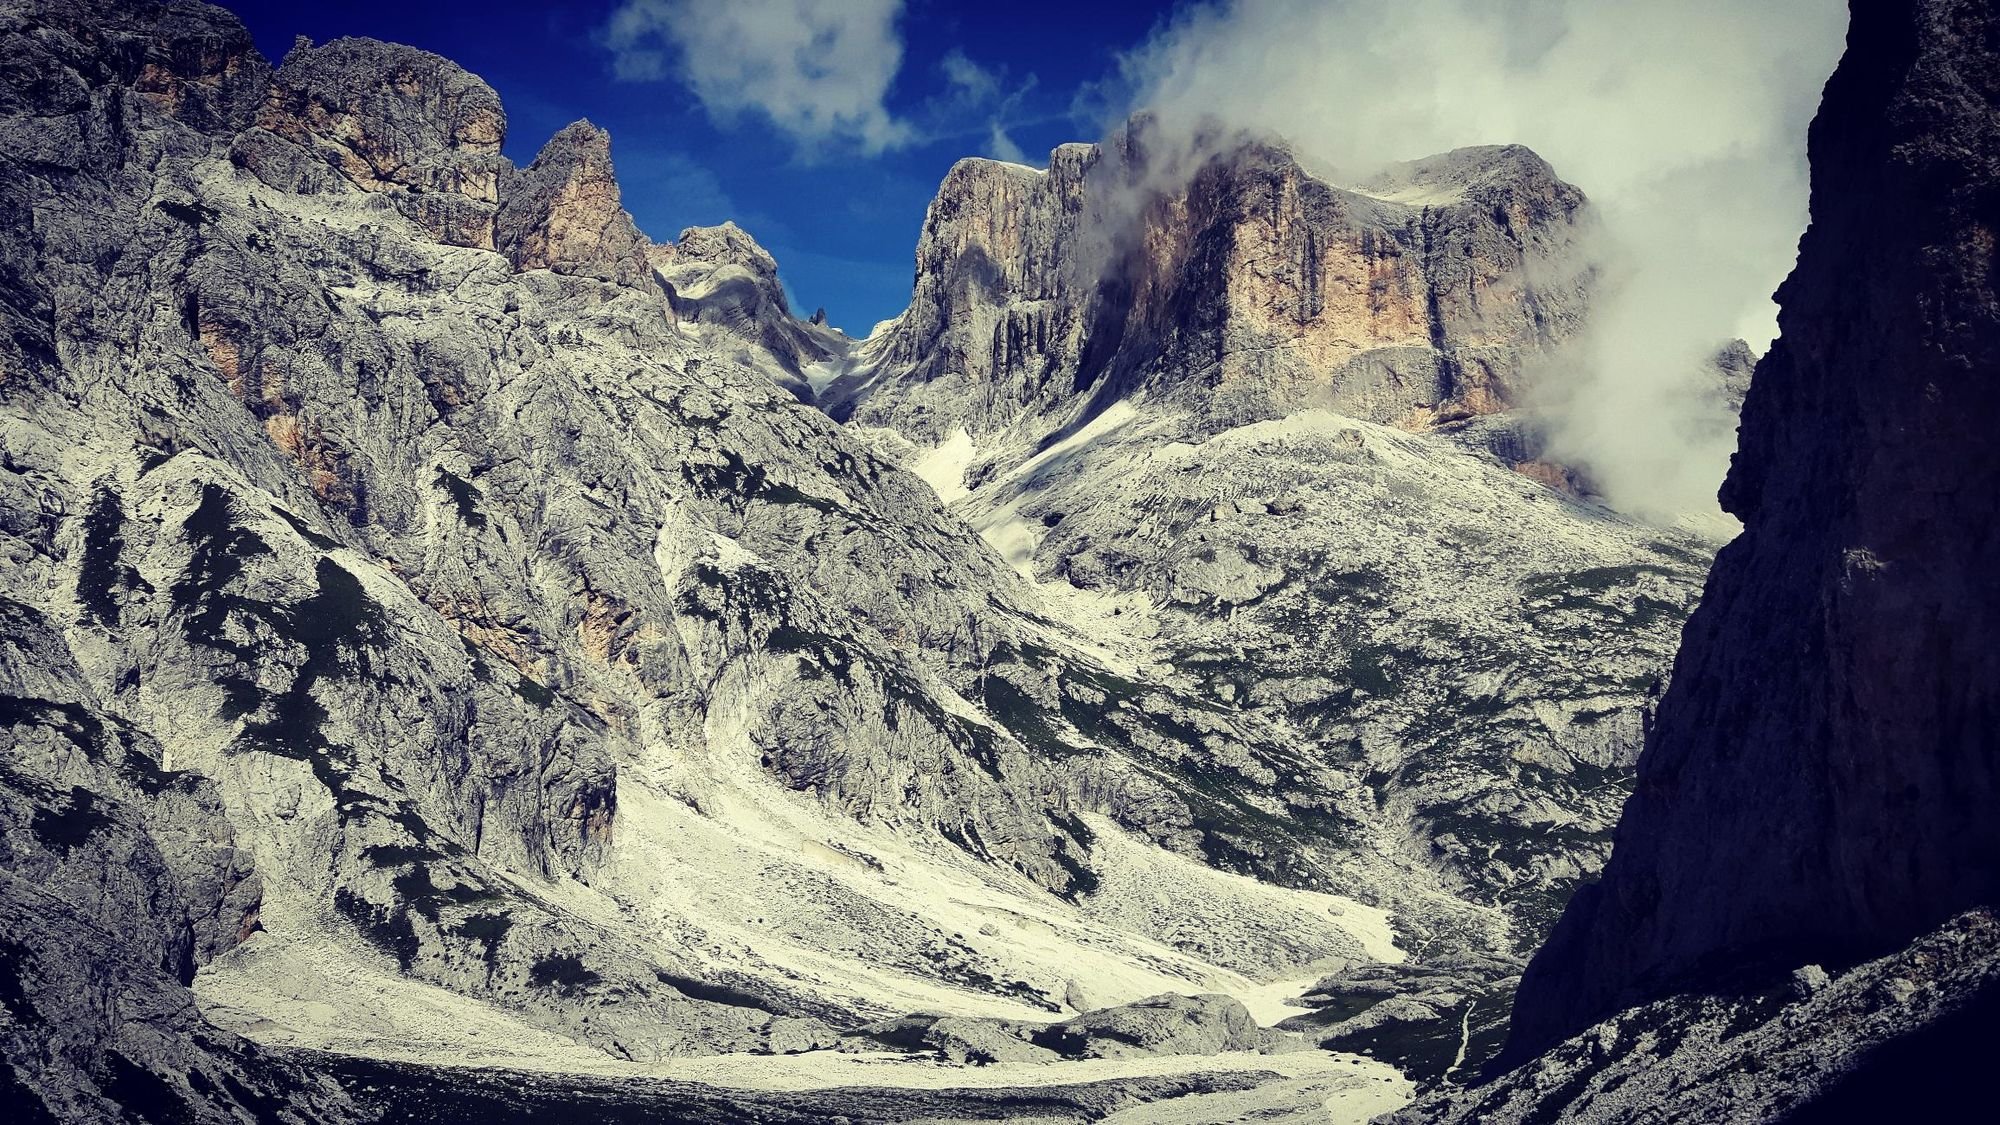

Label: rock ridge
[831,122,1591,474]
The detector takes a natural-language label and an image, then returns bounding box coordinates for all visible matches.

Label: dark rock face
[1278,954,1523,1084]
[0,0,268,176]
[1503,0,2000,1067]
[1389,909,2000,1124]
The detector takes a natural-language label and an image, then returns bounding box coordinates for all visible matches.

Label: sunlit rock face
[497,119,654,289]
[238,35,508,249]
[830,121,1590,457]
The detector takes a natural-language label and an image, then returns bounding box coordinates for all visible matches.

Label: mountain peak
[495,118,653,288]
[237,32,506,248]
[836,128,1590,470]
[651,221,839,386]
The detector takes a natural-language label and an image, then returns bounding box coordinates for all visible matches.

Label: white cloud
[940,49,1000,102]
[940,50,1032,163]
[985,122,1027,165]
[605,0,913,155]
[1101,0,1848,522]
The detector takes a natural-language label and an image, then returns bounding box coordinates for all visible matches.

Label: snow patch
[998,401,1142,489]
[907,427,979,504]
[800,357,844,395]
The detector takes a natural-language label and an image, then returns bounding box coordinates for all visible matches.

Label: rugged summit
[237,35,506,250]
[651,220,842,394]
[840,121,1716,983]
[830,124,1589,467]
[496,119,654,288]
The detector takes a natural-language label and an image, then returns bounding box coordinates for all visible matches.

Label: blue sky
[222,1,1175,333]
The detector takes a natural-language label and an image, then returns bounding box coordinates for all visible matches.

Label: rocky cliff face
[830,123,1590,464]
[496,119,654,288]
[237,35,506,250]
[1,602,362,1123]
[1494,0,2000,1078]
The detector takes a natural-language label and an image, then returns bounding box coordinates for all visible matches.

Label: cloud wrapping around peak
[1103,0,1848,523]
[605,0,912,155]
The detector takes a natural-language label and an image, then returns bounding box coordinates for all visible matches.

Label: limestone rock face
[497,119,653,288]
[652,220,841,389]
[835,122,1714,994]
[1503,0,2000,1072]
[0,0,268,174]
[0,0,1032,1082]
[831,126,1588,453]
[1,600,362,1124]
[236,35,506,248]
[0,3,1441,1109]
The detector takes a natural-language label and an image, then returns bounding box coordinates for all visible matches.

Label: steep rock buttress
[1502,0,2000,1066]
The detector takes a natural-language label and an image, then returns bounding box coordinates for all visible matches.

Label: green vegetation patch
[335,888,420,971]
[681,449,851,517]
[78,487,152,626]
[236,557,388,794]
[1520,563,1675,602]
[456,912,513,972]
[0,694,107,759]
[431,469,487,529]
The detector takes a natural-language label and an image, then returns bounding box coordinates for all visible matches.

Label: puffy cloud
[1101,0,1848,522]
[605,0,912,155]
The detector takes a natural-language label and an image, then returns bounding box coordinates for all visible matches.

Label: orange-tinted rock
[835,125,1588,446]
[496,119,653,289]
[239,36,506,249]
